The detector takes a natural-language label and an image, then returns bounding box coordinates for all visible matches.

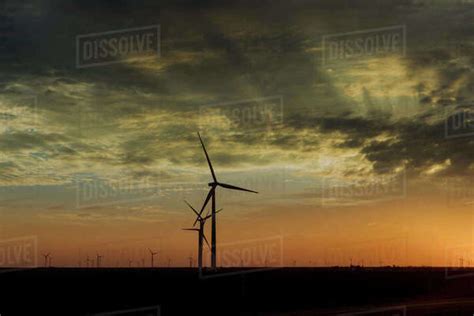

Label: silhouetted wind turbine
[183,200,220,272]
[96,253,102,268]
[196,132,257,268]
[86,256,90,268]
[42,253,50,267]
[149,248,159,268]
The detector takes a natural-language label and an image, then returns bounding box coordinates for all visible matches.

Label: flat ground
[1,267,474,315]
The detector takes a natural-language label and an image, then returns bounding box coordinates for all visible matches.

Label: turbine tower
[42,253,50,267]
[149,248,159,268]
[96,253,102,268]
[196,132,258,268]
[182,200,219,273]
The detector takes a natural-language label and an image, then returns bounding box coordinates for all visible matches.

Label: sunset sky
[0,0,473,267]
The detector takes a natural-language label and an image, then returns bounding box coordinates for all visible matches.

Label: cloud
[0,1,473,215]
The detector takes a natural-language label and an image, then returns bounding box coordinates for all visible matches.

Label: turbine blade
[184,200,201,219]
[202,233,211,250]
[218,182,258,193]
[182,228,199,231]
[193,187,215,226]
[198,132,217,182]
[203,208,222,221]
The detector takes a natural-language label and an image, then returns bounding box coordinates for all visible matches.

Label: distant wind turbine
[96,253,102,268]
[42,253,50,267]
[149,248,159,268]
[182,200,220,273]
[196,132,257,268]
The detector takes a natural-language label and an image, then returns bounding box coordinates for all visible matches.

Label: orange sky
[1,1,473,268]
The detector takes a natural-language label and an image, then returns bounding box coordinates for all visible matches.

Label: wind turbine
[196,132,258,268]
[42,253,50,267]
[182,200,220,273]
[96,253,102,268]
[149,248,159,268]
[86,256,90,268]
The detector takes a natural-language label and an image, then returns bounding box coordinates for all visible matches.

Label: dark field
[2,268,474,315]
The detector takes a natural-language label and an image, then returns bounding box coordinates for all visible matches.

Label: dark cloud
[0,131,65,151]
[0,0,473,188]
